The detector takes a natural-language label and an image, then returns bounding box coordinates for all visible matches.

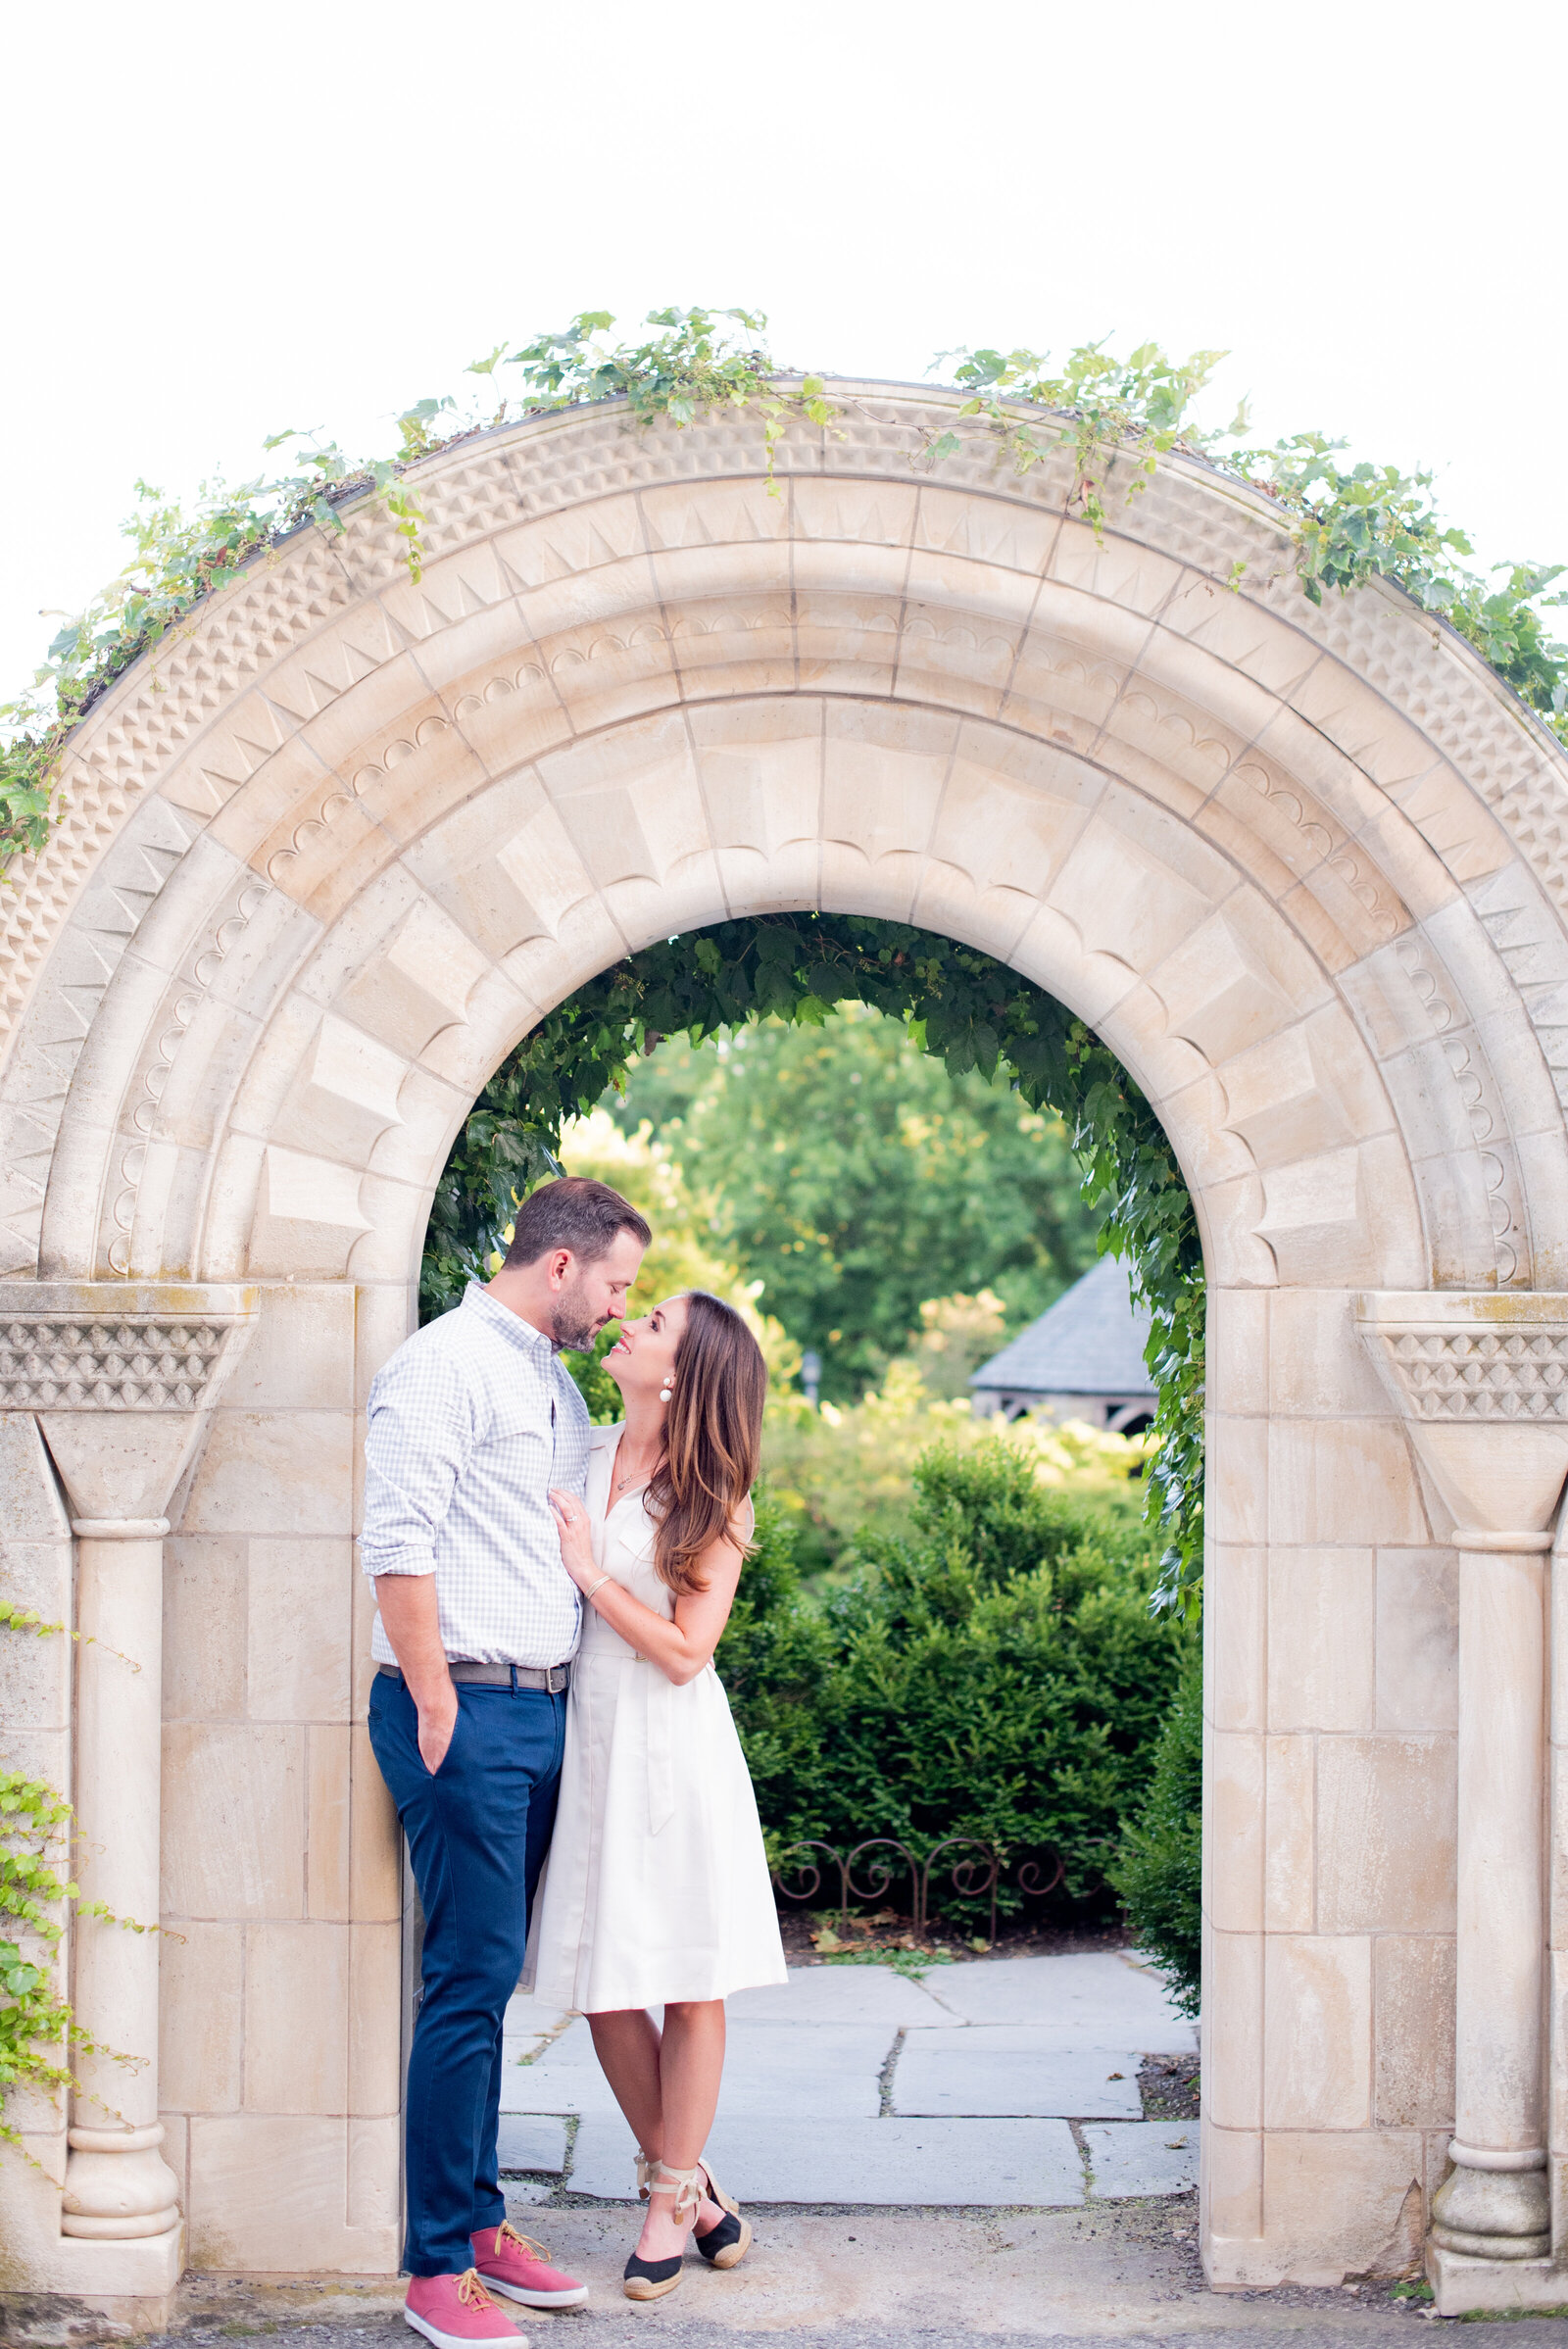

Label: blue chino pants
[367,1670,564,2276]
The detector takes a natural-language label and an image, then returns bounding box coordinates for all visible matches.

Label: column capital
[1355,1293,1568,1535]
[0,1281,257,1414]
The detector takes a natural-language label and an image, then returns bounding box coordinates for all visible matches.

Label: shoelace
[457,2270,499,2311]
[493,2218,554,2265]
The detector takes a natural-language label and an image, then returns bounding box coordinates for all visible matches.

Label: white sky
[3,0,1563,703]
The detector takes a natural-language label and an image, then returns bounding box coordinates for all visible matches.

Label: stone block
[1207,1414,1268,1546]
[1262,2129,1427,2283]
[0,1542,72,1732]
[163,1536,247,1720]
[247,1539,353,1721]
[158,1922,242,2113]
[1263,1736,1315,1933]
[1205,1545,1265,1734]
[307,1725,352,1919]
[1204,2122,1263,2242]
[349,1923,403,2119]
[1206,1730,1262,1933]
[346,2111,401,2237]
[569,2112,1085,2207]
[1266,1546,1375,1733]
[349,1724,403,1924]
[163,1723,305,1921]
[1263,1937,1372,2129]
[1375,1935,1455,2128]
[184,1409,354,1537]
[1267,1418,1429,1547]
[1377,1549,1458,1734]
[1200,1929,1261,2130]
[1206,1288,1269,1417]
[1083,2120,1198,2198]
[893,2031,1144,2119]
[244,1921,349,2114]
[186,2114,394,2272]
[1266,1288,1394,1418]
[1316,1737,1456,1933]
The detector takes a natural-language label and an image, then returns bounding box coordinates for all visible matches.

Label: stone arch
[6,387,1568,2315]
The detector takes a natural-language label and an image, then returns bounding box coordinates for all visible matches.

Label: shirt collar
[462,1283,556,1356]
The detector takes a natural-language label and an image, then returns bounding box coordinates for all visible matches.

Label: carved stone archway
[4,385,1568,2320]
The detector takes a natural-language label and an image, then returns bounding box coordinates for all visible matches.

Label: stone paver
[894,2031,1146,2120]
[925,1952,1196,2046]
[571,2113,1086,2206]
[507,2018,890,2122]
[501,2021,622,2116]
[1083,2121,1199,2199]
[497,1955,1197,2205]
[494,2113,568,2173]
[728,1966,952,2027]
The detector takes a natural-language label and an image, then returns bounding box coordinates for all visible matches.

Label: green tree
[607,1008,1100,1399]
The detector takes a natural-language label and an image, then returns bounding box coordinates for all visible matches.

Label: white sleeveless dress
[527,1424,788,2012]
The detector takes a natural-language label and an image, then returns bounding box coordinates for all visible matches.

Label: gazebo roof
[969,1256,1154,1399]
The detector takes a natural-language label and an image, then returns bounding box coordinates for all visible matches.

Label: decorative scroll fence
[771,1835,1064,1950]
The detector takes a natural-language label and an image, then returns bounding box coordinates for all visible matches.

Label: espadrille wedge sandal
[622,2162,703,2302]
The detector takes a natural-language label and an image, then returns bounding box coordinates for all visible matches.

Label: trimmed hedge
[1108,1654,1203,2013]
[717,1438,1195,1930]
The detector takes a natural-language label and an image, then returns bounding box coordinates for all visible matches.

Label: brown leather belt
[377,1660,571,1693]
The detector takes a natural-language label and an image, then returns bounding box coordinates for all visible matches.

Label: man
[363,1177,652,2349]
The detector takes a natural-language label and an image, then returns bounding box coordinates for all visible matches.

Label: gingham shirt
[362,1284,590,1667]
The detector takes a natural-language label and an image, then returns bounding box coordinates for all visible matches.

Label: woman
[533,1288,787,2301]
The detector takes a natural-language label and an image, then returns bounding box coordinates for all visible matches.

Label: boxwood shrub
[718,1437,1196,1933]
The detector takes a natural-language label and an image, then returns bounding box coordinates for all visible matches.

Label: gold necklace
[613,1444,662,1493]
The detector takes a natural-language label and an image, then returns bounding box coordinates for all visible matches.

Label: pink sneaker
[471,2219,589,2309]
[405,2268,525,2349]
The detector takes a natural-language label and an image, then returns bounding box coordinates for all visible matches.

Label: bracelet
[583,1573,611,1602]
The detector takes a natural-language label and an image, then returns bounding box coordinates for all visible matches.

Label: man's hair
[502,1176,652,1271]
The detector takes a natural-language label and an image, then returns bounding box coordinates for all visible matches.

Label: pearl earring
[659,1382,672,1405]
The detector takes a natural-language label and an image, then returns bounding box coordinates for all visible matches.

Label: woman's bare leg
[587,2009,663,2155]
[586,2005,724,2252]
[635,1999,726,2260]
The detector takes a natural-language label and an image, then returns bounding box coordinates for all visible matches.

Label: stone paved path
[112,1955,1542,2349]
[499,1951,1200,2207]
[128,2205,1568,2348]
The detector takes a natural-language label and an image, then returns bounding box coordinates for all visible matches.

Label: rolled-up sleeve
[361,1346,473,1581]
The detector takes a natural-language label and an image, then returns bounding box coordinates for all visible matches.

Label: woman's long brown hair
[647,1291,766,1595]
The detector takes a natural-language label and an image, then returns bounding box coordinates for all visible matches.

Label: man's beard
[549,1273,604,1356]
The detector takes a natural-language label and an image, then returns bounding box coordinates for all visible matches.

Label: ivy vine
[422,912,1204,1617]
[0,1611,151,2154]
[0,1758,125,2159]
[7,305,1567,880]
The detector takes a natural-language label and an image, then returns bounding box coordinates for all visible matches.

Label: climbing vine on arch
[421,912,1204,1617]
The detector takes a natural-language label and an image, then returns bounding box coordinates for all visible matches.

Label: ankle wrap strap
[648,2160,704,2224]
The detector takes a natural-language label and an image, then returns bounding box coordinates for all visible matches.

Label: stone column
[1358,1294,1568,2314]
[0,1283,254,2295]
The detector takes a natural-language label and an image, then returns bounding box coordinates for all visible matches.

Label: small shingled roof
[969,1255,1154,1399]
